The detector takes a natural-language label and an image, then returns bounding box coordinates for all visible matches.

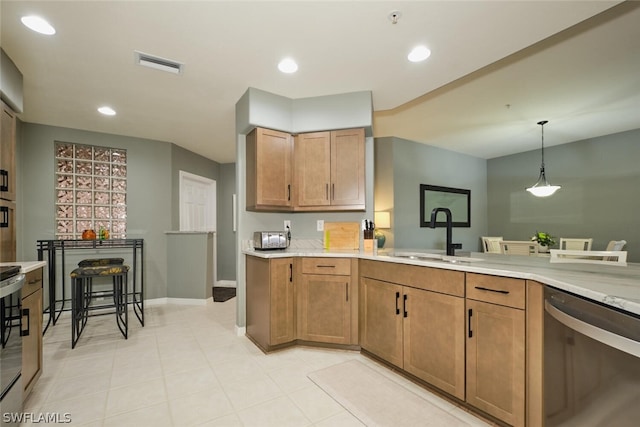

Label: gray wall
[217,163,236,281]
[375,137,488,252]
[17,122,227,299]
[488,128,640,261]
[170,144,220,231]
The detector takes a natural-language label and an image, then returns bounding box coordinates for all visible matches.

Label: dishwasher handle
[545,300,640,358]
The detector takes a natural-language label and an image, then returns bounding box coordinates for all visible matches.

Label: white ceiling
[2,1,638,164]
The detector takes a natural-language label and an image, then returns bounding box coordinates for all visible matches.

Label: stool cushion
[78,258,125,267]
[71,265,130,278]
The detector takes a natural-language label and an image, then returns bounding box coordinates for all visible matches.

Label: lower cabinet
[360,260,466,400]
[246,256,295,350]
[466,273,526,427]
[22,267,43,399]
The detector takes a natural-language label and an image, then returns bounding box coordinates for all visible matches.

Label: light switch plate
[284,220,291,232]
[317,220,324,231]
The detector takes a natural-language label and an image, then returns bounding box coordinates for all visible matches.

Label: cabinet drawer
[302,257,351,275]
[23,268,43,298]
[466,273,525,309]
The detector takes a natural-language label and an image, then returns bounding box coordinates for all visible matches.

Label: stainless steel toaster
[253,231,287,250]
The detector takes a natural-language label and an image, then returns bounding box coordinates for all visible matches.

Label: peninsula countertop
[243,248,640,316]
[1,261,47,274]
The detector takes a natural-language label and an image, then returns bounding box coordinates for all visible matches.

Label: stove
[0,266,21,283]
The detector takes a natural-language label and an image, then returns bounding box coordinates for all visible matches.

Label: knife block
[363,238,375,254]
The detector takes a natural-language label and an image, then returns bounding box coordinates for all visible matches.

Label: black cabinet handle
[0,206,8,228]
[326,183,329,200]
[289,263,293,282]
[403,294,408,318]
[287,184,291,201]
[395,292,400,315]
[474,286,509,295]
[468,308,473,338]
[21,308,30,337]
[0,169,8,192]
[316,265,335,268]
[345,283,349,301]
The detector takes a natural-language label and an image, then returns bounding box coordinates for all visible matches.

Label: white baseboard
[215,280,236,288]
[235,325,246,337]
[145,297,208,306]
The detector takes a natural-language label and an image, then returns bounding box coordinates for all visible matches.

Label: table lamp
[374,211,391,248]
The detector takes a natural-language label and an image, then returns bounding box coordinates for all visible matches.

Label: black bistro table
[37,238,144,333]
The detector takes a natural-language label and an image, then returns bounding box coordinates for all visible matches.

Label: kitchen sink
[390,252,484,264]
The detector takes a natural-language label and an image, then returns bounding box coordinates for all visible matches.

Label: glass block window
[55,142,127,239]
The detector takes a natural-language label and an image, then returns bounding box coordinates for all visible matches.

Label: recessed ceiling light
[21,15,56,35]
[408,45,431,63]
[278,58,298,74]
[98,106,116,116]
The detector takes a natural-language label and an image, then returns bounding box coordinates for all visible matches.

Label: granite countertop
[243,248,640,316]
[0,261,47,274]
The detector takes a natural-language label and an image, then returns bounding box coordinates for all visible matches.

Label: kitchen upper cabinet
[1,100,17,202]
[466,273,526,427]
[22,267,43,399]
[246,127,293,211]
[246,256,295,351]
[294,128,365,211]
[0,199,16,262]
[297,258,354,344]
[359,260,466,400]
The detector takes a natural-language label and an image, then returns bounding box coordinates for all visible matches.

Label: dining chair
[481,236,503,253]
[500,240,539,256]
[550,249,627,265]
[559,238,593,251]
[604,240,627,261]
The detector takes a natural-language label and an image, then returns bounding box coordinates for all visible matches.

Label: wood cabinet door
[298,274,350,344]
[403,287,465,400]
[1,101,16,201]
[22,287,43,397]
[360,277,403,368]
[0,199,16,262]
[466,299,525,427]
[330,128,365,207]
[246,127,292,210]
[269,258,295,345]
[294,132,331,207]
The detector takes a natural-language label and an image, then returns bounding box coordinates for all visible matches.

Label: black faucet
[429,207,462,256]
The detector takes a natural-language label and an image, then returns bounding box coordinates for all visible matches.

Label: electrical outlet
[317,220,324,231]
[284,220,291,232]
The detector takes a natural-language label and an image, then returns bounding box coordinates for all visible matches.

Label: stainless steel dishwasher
[544,286,640,426]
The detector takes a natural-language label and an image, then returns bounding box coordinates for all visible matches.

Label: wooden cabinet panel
[294,132,331,207]
[22,268,43,398]
[360,277,403,368]
[294,128,365,211]
[330,128,365,207]
[246,256,295,350]
[1,100,17,201]
[0,199,16,262]
[298,274,351,344]
[466,299,525,427]
[467,273,525,309]
[301,257,351,276]
[269,258,295,345]
[246,127,293,211]
[403,287,465,400]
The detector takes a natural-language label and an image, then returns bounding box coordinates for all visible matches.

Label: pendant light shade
[526,120,561,197]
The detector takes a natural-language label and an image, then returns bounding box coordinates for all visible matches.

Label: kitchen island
[244,248,639,426]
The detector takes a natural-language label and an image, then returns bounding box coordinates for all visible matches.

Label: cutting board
[323,222,360,250]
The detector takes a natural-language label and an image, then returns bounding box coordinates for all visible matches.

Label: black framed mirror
[419,184,471,227]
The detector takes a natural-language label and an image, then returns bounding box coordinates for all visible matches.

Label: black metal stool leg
[114,273,128,339]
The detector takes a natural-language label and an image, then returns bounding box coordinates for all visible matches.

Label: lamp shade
[374,211,391,229]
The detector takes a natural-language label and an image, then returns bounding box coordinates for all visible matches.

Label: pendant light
[526,120,561,197]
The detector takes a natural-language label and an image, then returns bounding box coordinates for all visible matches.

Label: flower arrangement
[531,231,556,247]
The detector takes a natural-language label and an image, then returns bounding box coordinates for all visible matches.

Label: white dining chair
[559,238,593,251]
[604,240,626,261]
[500,241,538,256]
[550,249,627,266]
[481,236,503,253]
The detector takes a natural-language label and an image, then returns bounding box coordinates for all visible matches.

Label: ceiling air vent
[134,51,183,74]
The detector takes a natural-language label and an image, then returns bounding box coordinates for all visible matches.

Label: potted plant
[531,231,556,252]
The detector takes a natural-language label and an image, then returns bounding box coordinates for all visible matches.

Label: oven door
[0,274,25,423]
[544,287,640,426]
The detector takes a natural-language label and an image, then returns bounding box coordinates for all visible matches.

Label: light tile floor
[22,300,491,426]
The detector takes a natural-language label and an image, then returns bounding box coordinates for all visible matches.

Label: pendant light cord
[538,120,548,171]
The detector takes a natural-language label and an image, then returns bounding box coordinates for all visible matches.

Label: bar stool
[77,257,124,267]
[70,264,129,348]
